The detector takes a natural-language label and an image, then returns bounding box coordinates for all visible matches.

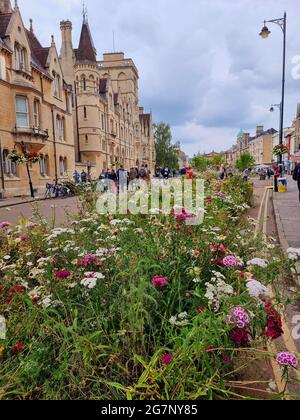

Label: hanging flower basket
[273,144,288,157]
[8,151,27,164]
[8,150,40,165]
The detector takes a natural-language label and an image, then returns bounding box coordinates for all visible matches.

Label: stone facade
[0,1,155,198]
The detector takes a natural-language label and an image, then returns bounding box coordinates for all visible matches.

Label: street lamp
[19,141,35,199]
[259,12,287,172]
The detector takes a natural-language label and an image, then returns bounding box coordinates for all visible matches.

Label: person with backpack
[293,162,300,202]
[162,167,170,179]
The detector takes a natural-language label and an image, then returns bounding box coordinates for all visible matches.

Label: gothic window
[15,96,29,128]
[14,43,27,71]
[39,155,49,176]
[56,115,65,140]
[59,157,67,176]
[33,100,40,128]
[52,72,61,98]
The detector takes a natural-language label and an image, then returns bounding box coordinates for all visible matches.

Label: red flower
[230,327,250,348]
[12,341,23,355]
[8,285,25,296]
[265,301,283,340]
[162,353,173,365]
[55,270,71,280]
[0,285,3,294]
[223,355,231,364]
[152,275,168,289]
[198,305,206,315]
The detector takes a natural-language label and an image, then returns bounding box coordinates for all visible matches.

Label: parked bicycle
[44,182,74,199]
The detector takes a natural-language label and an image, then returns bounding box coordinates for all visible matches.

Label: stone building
[248,126,277,165]
[60,13,156,179]
[0,1,155,197]
[0,0,75,197]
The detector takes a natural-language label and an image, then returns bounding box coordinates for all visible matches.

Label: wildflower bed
[0,175,297,400]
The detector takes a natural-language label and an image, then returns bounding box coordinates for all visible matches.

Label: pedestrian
[292,161,300,203]
[219,165,225,180]
[73,170,80,184]
[117,165,128,192]
[243,168,250,182]
[81,170,87,183]
[162,166,170,179]
[139,165,149,180]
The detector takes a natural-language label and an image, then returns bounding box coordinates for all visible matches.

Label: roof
[249,128,277,141]
[76,22,96,63]
[0,12,12,38]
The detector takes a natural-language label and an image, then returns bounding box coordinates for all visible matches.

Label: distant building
[249,126,277,165]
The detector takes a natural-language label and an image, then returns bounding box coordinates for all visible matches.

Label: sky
[17,0,300,157]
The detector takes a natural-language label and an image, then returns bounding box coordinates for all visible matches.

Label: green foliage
[154,122,180,170]
[191,154,209,172]
[235,152,255,172]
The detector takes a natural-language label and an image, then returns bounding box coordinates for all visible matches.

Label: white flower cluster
[246,279,269,298]
[287,248,300,261]
[169,312,189,327]
[45,228,75,244]
[81,272,105,290]
[247,258,268,268]
[205,271,234,311]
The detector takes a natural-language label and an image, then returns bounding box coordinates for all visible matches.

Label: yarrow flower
[223,256,238,268]
[246,279,269,298]
[162,353,173,365]
[227,307,250,329]
[247,258,268,268]
[152,275,168,289]
[276,352,298,368]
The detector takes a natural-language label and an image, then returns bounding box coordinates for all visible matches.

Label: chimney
[59,20,74,85]
[256,126,264,136]
[0,0,12,13]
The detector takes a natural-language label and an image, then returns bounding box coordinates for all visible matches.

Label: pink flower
[227,307,250,329]
[152,275,168,288]
[223,256,238,268]
[78,254,101,268]
[223,355,231,364]
[162,353,173,365]
[0,221,11,229]
[174,209,194,223]
[55,270,71,279]
[276,352,298,368]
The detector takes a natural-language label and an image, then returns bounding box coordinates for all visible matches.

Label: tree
[235,152,255,172]
[210,153,225,168]
[154,123,180,170]
[191,154,209,172]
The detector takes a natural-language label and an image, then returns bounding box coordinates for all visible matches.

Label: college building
[0,0,156,198]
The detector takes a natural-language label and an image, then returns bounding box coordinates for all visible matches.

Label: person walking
[293,162,300,202]
[162,166,170,180]
[117,165,128,192]
[81,170,87,183]
[73,170,80,184]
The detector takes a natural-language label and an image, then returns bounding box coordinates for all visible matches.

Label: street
[0,196,80,226]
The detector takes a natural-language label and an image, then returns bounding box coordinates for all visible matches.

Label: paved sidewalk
[0,195,44,209]
[273,176,300,249]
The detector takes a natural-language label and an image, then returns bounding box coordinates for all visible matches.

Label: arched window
[85,135,88,144]
[84,106,87,119]
[56,115,65,140]
[82,75,87,92]
[59,157,67,176]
